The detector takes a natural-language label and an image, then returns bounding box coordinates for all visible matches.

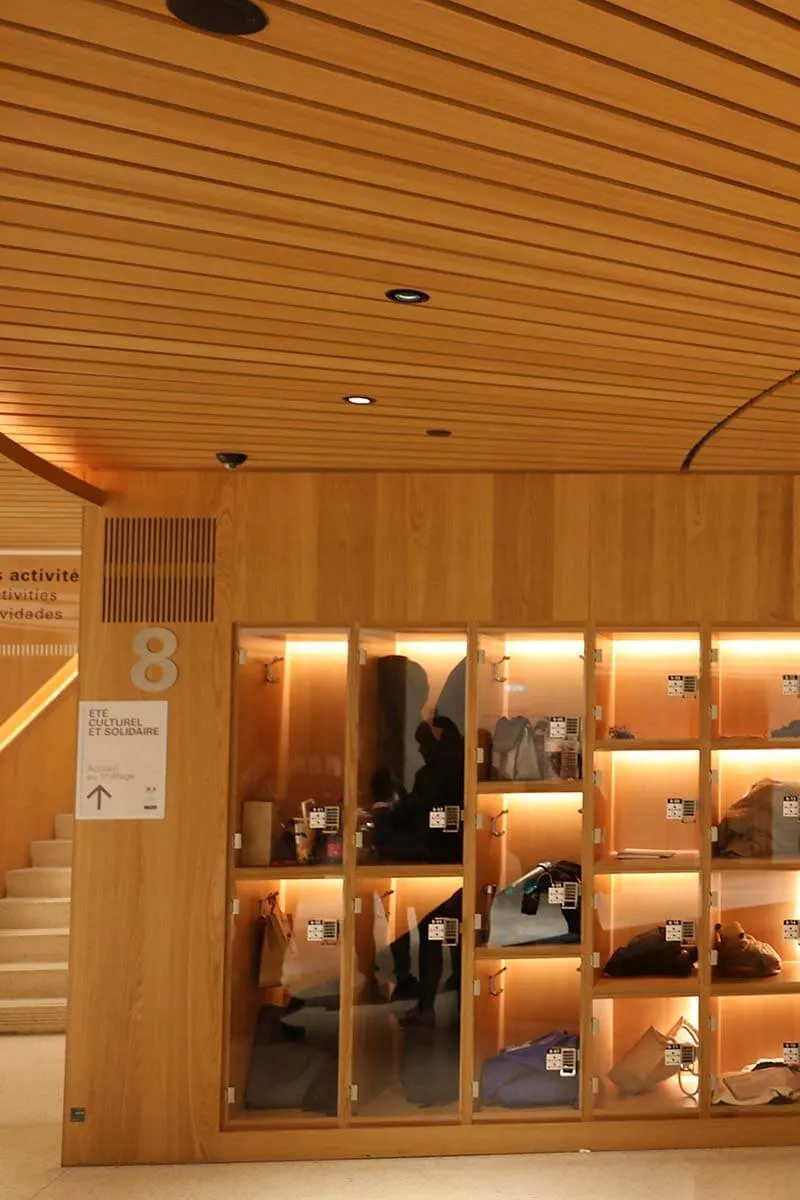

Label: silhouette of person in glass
[367,655,465,1023]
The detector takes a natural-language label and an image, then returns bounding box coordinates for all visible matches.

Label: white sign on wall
[76,701,168,821]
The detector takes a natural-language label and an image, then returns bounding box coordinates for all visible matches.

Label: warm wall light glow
[718,639,800,658]
[608,750,699,766]
[716,749,800,765]
[506,791,582,806]
[286,640,349,656]
[395,640,466,657]
[611,639,700,658]
[502,639,584,658]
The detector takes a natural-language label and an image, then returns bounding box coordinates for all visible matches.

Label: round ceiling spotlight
[166,0,268,35]
[426,428,452,438]
[386,287,430,305]
[343,394,376,406]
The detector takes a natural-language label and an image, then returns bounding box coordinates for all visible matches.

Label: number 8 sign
[131,628,179,693]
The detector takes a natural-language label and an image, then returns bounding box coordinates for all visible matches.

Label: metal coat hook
[263,656,284,684]
[488,966,507,997]
[491,655,510,684]
[379,889,394,919]
[490,808,509,838]
[258,891,279,918]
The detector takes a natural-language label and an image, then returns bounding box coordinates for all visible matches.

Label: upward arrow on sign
[87,784,111,812]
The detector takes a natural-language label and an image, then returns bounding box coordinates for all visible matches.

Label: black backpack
[603,927,698,978]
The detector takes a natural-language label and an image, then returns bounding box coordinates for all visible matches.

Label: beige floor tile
[2,1034,800,1199]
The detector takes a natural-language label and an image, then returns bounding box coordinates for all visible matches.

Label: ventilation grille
[102,517,216,623]
[0,643,78,657]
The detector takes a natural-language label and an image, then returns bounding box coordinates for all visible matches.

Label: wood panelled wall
[64,471,799,1166]
[0,683,77,885]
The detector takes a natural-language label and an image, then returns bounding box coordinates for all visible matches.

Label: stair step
[0,898,70,929]
[0,961,68,999]
[54,813,74,840]
[31,840,73,869]
[0,997,67,1034]
[5,867,71,898]
[0,928,69,963]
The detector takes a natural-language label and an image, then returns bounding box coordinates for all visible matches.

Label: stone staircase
[0,813,72,1033]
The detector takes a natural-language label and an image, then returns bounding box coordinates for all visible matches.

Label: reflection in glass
[359,634,466,866]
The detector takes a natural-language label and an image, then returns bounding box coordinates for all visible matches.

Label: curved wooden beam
[682,367,800,472]
[0,433,106,506]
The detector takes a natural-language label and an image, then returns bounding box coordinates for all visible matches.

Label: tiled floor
[2,1035,800,1199]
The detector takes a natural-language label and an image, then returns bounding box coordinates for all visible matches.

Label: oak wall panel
[63,469,800,1167]
[0,683,77,884]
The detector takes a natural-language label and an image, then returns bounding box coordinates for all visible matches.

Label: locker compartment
[227,878,344,1126]
[476,790,583,949]
[592,995,701,1118]
[596,634,700,743]
[358,632,467,867]
[477,633,585,785]
[235,629,348,868]
[351,874,463,1123]
[473,957,581,1121]
[594,749,701,866]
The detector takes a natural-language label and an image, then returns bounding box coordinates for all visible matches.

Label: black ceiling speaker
[166,0,268,35]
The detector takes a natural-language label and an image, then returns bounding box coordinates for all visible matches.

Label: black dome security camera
[216,452,248,470]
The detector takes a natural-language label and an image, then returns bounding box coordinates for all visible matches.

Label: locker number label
[783,919,800,941]
[546,1047,577,1077]
[664,1043,696,1068]
[783,795,800,819]
[309,806,341,831]
[667,674,698,697]
[548,881,580,910]
[429,918,460,946]
[783,1042,800,1066]
[307,919,339,944]
[666,919,695,944]
[666,798,697,823]
[783,674,800,695]
[429,805,461,832]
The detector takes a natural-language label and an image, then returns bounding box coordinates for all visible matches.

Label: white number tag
[428,918,460,946]
[307,919,339,944]
[667,674,698,697]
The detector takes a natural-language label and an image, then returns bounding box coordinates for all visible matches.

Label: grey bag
[492,716,548,781]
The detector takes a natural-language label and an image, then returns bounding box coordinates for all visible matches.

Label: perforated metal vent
[102,517,216,623]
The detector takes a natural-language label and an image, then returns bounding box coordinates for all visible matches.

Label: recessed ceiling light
[386,288,430,305]
[426,428,452,438]
[166,0,268,35]
[343,395,376,406]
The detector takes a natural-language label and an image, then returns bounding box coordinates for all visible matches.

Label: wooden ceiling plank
[4,236,799,341]
[0,398,719,435]
[5,209,800,337]
[115,0,800,157]
[0,303,779,387]
[5,285,796,374]
[574,0,800,77]
[5,115,800,295]
[0,329,758,405]
[0,356,742,412]
[7,261,800,353]
[7,66,800,267]
[8,27,800,246]
[10,1,800,204]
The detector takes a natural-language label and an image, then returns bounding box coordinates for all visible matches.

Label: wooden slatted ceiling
[0,458,83,550]
[0,0,799,472]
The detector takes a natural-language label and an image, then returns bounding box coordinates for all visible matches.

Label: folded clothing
[713,1061,800,1106]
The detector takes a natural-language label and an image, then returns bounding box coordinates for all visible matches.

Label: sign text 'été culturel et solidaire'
[76,700,168,821]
